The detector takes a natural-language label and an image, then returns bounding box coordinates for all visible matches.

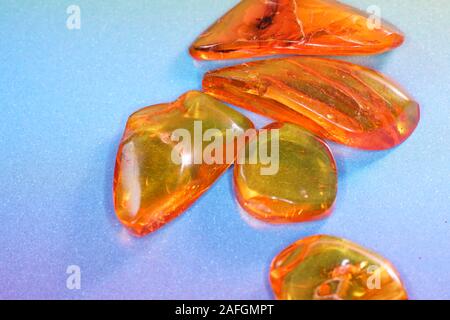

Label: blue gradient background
[0,0,449,299]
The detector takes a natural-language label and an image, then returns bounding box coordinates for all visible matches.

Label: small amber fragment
[203,57,420,150]
[113,91,254,236]
[190,0,404,60]
[234,122,337,223]
[270,235,408,300]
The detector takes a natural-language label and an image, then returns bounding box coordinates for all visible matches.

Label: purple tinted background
[0,0,449,299]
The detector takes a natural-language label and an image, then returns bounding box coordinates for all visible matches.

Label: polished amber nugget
[234,122,337,223]
[113,91,254,236]
[190,0,404,60]
[270,235,408,300]
[203,57,420,150]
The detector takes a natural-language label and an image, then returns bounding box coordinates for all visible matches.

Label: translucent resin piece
[270,235,408,300]
[190,0,404,60]
[113,91,254,236]
[234,122,337,223]
[203,57,420,150]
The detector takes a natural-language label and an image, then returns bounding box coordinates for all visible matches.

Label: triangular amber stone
[190,0,404,60]
[113,91,254,236]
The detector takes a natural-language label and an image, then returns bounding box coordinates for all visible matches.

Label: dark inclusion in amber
[270,235,408,300]
[113,91,254,236]
[203,57,420,150]
[190,0,404,60]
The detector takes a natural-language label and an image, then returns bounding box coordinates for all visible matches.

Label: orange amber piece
[190,0,404,60]
[270,235,408,300]
[113,91,254,236]
[203,57,420,150]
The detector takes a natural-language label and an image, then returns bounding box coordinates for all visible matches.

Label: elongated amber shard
[113,91,254,236]
[270,235,408,300]
[203,57,420,150]
[234,122,337,223]
[190,0,404,60]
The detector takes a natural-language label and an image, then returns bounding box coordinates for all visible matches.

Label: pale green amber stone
[270,235,408,300]
[234,122,337,223]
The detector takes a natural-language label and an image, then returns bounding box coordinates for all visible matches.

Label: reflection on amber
[113,91,254,236]
[190,0,404,60]
[234,122,337,223]
[203,56,420,150]
[270,235,408,300]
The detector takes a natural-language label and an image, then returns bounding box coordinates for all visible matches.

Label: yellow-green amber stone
[270,235,408,300]
[234,122,337,223]
[114,91,254,236]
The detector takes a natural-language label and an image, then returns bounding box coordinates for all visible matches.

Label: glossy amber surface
[113,91,254,236]
[190,0,404,60]
[203,57,420,150]
[270,235,408,300]
[234,122,337,223]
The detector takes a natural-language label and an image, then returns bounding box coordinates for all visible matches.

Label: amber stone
[234,122,337,223]
[203,57,420,150]
[113,91,254,236]
[190,0,404,60]
[270,235,408,300]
